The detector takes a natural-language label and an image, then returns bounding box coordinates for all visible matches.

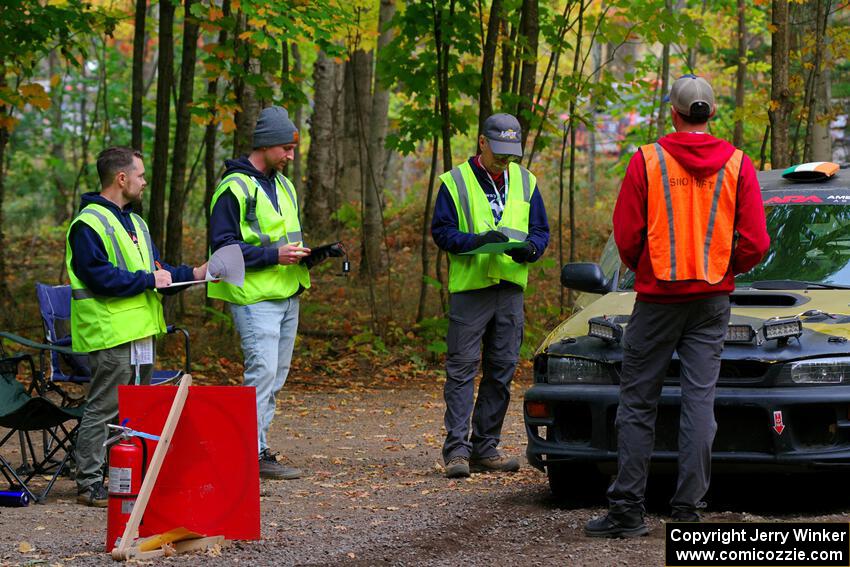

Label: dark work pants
[442,284,524,462]
[607,296,731,518]
[75,341,154,491]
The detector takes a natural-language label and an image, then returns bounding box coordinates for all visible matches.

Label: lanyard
[249,176,282,213]
[476,157,508,211]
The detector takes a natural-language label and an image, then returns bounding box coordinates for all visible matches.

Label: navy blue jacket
[209,157,283,268]
[431,157,550,258]
[68,193,194,297]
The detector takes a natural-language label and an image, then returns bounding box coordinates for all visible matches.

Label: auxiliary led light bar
[725,324,756,344]
[761,316,803,344]
[588,317,623,344]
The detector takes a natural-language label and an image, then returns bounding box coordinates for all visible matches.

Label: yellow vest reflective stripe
[207,172,310,305]
[442,161,535,293]
[66,203,166,352]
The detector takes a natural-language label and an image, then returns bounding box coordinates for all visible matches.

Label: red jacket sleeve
[613,150,648,271]
[731,155,770,274]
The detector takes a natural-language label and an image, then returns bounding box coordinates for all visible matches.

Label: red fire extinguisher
[104,421,156,552]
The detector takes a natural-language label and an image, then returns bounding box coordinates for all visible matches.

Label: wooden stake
[111,374,192,561]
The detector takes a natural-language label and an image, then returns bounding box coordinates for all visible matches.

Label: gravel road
[2,370,849,566]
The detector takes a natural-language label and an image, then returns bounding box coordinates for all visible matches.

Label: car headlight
[780,357,850,385]
[547,356,615,385]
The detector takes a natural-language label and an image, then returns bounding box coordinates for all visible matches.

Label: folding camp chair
[0,283,192,399]
[0,345,83,503]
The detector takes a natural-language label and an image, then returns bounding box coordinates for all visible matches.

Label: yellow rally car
[524,167,850,498]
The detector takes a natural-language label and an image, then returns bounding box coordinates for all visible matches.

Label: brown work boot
[76,481,108,507]
[444,456,470,478]
[259,449,302,480]
[470,453,520,473]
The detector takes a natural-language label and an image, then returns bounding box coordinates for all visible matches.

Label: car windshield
[738,205,850,288]
[610,205,850,290]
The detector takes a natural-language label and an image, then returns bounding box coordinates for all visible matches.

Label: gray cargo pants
[442,284,524,462]
[607,296,730,518]
[75,341,154,491]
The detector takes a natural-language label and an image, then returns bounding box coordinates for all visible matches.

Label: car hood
[539,290,850,363]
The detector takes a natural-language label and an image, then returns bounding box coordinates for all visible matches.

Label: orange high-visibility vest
[642,143,743,284]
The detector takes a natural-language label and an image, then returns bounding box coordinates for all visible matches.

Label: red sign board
[118,385,260,540]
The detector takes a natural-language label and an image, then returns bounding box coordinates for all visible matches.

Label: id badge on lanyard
[486,168,509,219]
[130,337,153,385]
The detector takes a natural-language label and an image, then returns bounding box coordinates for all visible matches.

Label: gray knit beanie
[252,106,298,148]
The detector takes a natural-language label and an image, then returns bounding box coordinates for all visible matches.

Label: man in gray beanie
[209,105,324,480]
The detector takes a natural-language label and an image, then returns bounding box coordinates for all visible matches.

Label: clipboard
[460,241,526,255]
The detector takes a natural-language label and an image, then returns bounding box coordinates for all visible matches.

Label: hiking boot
[671,510,702,522]
[77,481,108,507]
[259,449,302,480]
[469,453,520,473]
[444,456,470,479]
[585,513,649,538]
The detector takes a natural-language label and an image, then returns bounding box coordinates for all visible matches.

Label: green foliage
[203,306,234,331]
[383,0,482,154]
[332,202,361,230]
[349,330,389,355]
[422,275,442,290]
[416,316,448,355]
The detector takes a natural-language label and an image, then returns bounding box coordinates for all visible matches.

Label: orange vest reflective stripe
[642,143,743,284]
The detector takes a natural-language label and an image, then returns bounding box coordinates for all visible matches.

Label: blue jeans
[230,298,299,454]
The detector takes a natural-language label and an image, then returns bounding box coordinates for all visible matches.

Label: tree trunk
[516,0,538,147]
[434,0,454,171]
[49,51,71,223]
[558,121,567,315]
[811,66,832,161]
[291,43,304,198]
[131,0,147,152]
[304,51,339,237]
[588,37,603,205]
[341,49,373,205]
[733,0,747,147]
[232,12,260,158]
[164,0,199,270]
[655,4,671,139]
[204,0,229,257]
[500,20,515,99]
[804,0,829,162]
[569,2,584,270]
[477,0,502,136]
[769,0,792,168]
[0,70,12,318]
[417,136,439,323]
[433,0,454,313]
[362,0,396,278]
[149,0,176,250]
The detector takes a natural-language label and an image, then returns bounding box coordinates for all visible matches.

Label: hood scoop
[730,291,810,308]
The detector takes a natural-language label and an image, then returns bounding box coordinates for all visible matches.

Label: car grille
[602,405,775,453]
[664,360,772,385]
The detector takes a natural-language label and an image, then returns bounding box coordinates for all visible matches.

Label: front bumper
[524,383,850,473]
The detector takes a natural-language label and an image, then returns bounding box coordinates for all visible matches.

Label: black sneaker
[469,453,520,473]
[259,449,301,480]
[444,456,470,478]
[77,481,108,507]
[584,513,649,538]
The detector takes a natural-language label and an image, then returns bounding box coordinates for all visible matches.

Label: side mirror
[561,262,611,294]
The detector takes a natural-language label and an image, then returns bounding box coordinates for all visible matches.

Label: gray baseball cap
[667,74,715,119]
[482,113,523,157]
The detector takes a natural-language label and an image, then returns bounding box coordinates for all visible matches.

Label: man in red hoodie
[585,75,770,538]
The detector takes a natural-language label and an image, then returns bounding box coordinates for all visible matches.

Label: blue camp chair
[0,344,83,503]
[3,283,191,394]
